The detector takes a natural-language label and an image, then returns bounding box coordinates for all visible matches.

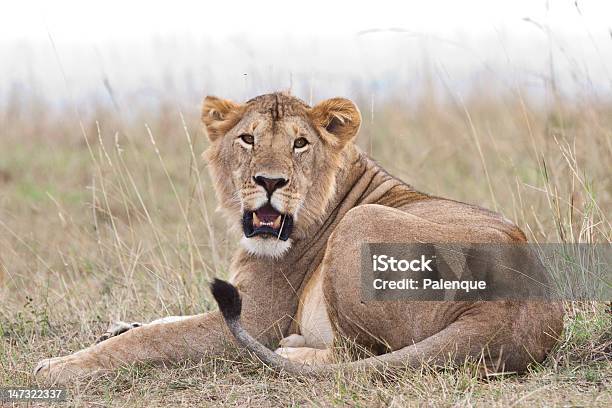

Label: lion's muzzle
[242,203,294,241]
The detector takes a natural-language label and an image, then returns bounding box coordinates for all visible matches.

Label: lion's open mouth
[242,203,293,241]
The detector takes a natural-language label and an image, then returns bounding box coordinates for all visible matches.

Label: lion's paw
[33,354,105,385]
[274,346,331,365]
[278,334,306,348]
[96,321,142,344]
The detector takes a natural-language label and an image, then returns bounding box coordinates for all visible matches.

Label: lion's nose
[253,176,288,196]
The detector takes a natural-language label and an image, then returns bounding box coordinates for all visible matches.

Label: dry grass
[0,89,610,406]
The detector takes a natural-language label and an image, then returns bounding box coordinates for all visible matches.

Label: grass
[0,88,610,406]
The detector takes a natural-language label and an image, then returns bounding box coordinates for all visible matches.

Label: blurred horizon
[1,0,611,113]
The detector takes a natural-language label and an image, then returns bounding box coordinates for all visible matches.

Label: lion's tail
[210,279,458,377]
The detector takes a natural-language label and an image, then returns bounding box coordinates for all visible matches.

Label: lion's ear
[201,96,244,142]
[309,98,361,148]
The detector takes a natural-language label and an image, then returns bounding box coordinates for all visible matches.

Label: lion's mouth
[242,203,293,241]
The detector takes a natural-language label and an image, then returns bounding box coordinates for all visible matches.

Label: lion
[34,92,564,383]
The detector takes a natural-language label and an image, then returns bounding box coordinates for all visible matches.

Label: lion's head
[202,92,361,258]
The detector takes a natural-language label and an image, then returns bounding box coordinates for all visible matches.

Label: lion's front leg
[34,312,227,384]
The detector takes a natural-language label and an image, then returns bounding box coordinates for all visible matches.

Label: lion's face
[203,93,361,258]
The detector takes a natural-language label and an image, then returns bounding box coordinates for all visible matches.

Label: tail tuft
[210,278,242,321]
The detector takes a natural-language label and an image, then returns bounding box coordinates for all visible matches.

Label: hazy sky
[2,0,611,42]
[1,0,611,105]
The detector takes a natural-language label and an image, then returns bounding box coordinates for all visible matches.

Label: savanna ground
[0,88,610,406]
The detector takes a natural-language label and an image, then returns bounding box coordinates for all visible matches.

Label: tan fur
[34,93,563,384]
[293,265,334,349]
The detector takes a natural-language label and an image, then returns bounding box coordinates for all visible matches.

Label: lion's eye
[239,134,254,145]
[293,137,309,149]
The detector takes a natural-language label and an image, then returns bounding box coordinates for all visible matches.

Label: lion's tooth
[253,212,261,228]
[273,215,282,229]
